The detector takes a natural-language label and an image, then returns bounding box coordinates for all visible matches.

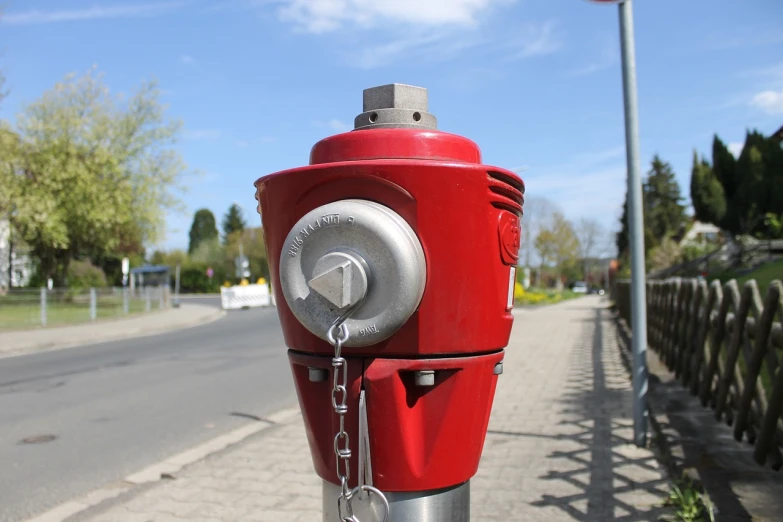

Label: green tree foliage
[617,156,686,268]
[224,227,268,282]
[616,196,630,260]
[66,259,108,290]
[3,69,186,285]
[644,155,687,242]
[222,204,247,243]
[536,212,579,286]
[691,133,783,238]
[690,151,726,226]
[188,209,219,255]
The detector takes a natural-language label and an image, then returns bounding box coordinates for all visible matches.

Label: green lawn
[735,259,783,291]
[0,299,152,331]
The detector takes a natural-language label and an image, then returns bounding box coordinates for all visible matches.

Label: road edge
[0,307,227,360]
[21,406,302,522]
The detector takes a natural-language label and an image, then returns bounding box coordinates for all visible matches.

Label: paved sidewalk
[71,297,671,521]
[0,304,225,358]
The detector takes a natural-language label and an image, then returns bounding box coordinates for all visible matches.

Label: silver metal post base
[322,480,470,522]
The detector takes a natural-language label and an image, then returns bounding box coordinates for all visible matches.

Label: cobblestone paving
[80,297,671,521]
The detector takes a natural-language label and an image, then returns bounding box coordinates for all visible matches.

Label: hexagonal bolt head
[363,84,429,112]
[493,362,504,375]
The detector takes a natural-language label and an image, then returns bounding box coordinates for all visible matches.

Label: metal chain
[327,318,389,522]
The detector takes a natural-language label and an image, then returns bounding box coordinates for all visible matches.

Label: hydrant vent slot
[487,171,524,216]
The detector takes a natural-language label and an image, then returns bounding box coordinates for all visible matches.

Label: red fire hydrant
[255,84,524,521]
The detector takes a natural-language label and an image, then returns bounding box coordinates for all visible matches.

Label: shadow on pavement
[528,308,670,521]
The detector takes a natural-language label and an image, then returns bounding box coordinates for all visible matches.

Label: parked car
[572,281,588,293]
[588,287,606,296]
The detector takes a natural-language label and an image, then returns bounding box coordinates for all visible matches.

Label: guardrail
[616,277,783,470]
[0,286,170,330]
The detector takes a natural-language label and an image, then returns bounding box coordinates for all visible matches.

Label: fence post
[123,286,129,314]
[89,288,97,321]
[40,287,47,326]
[145,286,151,312]
[159,284,164,309]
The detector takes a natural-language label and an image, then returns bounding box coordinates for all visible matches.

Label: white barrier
[220,284,271,310]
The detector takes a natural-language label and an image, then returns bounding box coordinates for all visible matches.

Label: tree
[690,150,726,225]
[617,155,686,271]
[643,155,686,243]
[224,227,268,282]
[690,131,783,238]
[536,212,579,288]
[576,217,603,279]
[520,197,556,268]
[188,209,219,255]
[649,237,682,272]
[222,204,246,244]
[5,69,186,285]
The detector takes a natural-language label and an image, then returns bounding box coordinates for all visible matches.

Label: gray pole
[89,288,97,321]
[174,264,181,308]
[618,0,648,447]
[40,287,47,326]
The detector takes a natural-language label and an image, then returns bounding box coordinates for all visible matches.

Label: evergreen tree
[616,196,629,259]
[616,156,686,270]
[735,143,767,234]
[188,209,219,255]
[643,155,687,242]
[222,204,246,244]
[690,150,726,225]
[712,136,738,232]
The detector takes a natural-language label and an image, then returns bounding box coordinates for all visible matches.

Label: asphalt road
[0,304,294,522]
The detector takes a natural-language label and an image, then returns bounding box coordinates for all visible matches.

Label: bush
[179,262,225,293]
[67,260,108,289]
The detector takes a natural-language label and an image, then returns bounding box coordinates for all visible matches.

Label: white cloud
[504,21,562,61]
[353,30,483,69]
[259,136,276,143]
[277,0,510,33]
[184,129,222,140]
[235,140,249,148]
[728,142,744,158]
[751,88,783,114]
[180,54,196,64]
[511,146,628,245]
[1,1,186,25]
[522,165,627,232]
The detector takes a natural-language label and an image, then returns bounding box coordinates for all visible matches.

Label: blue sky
[1,0,782,254]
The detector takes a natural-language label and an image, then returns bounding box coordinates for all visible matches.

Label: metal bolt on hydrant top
[255,84,525,522]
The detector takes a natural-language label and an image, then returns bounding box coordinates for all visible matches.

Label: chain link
[327,319,389,522]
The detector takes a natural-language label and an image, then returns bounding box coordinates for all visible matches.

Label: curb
[22,406,302,522]
[0,308,227,360]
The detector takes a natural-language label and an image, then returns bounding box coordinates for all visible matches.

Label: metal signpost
[590,0,649,446]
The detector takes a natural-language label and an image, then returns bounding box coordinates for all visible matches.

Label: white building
[0,219,33,289]
[680,221,722,248]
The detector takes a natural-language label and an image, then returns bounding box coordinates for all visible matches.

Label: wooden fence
[616,277,783,470]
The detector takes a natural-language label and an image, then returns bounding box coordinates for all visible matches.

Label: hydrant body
[255,85,524,517]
